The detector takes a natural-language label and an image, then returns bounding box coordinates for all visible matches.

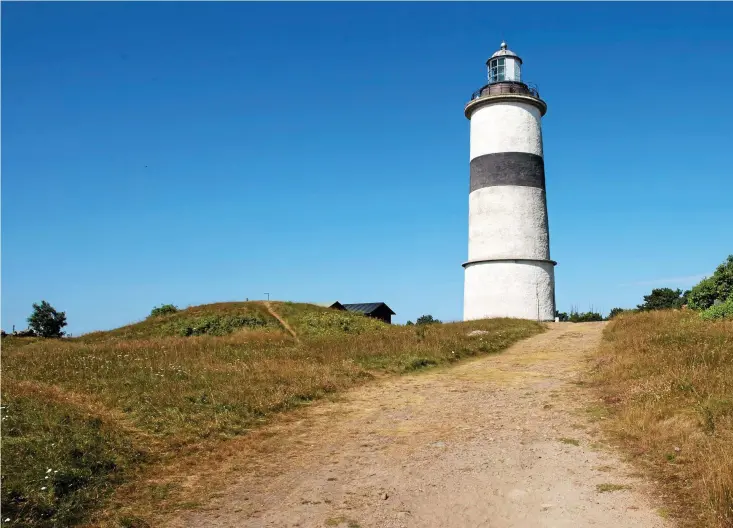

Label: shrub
[568,310,603,323]
[149,304,178,318]
[416,315,441,325]
[296,311,385,337]
[688,255,733,310]
[555,311,569,322]
[27,301,67,338]
[700,295,733,321]
[405,321,414,326]
[636,288,687,311]
[166,314,270,337]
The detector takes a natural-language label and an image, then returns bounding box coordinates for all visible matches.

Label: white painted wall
[464,260,555,321]
[468,186,549,261]
[505,58,521,82]
[469,102,543,160]
[464,96,555,322]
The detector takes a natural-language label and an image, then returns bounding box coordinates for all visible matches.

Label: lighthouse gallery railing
[470,82,541,101]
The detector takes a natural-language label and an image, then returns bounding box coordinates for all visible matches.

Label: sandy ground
[168,322,670,528]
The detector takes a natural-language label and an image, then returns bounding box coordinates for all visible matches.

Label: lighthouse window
[489,58,506,83]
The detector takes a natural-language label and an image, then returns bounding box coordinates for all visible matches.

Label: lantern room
[486,41,522,84]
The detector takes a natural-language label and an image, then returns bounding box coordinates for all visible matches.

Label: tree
[405,320,414,326]
[607,307,627,319]
[636,288,687,311]
[555,311,569,322]
[27,301,67,338]
[416,314,441,325]
[688,255,733,310]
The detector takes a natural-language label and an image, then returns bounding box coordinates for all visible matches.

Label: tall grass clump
[591,310,733,527]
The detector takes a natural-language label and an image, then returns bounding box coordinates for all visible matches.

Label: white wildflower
[40,487,47,491]
[46,468,52,473]
[4,518,10,522]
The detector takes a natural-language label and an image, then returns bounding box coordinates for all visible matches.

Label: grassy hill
[591,310,733,527]
[1,301,544,527]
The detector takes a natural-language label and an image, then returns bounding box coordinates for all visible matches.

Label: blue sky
[2,2,732,334]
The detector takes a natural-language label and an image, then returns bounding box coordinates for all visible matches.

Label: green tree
[405,320,414,326]
[416,314,441,325]
[555,311,569,322]
[636,288,686,311]
[27,300,67,338]
[607,307,627,319]
[688,255,733,310]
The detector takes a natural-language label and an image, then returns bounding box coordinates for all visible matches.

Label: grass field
[1,301,544,527]
[591,310,733,527]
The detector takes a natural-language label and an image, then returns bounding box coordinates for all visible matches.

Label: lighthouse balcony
[470,81,541,101]
[465,80,547,118]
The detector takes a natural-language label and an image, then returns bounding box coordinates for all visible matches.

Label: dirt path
[264,301,298,340]
[168,322,669,528]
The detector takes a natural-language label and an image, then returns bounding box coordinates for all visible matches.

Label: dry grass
[590,310,733,527]
[1,301,543,527]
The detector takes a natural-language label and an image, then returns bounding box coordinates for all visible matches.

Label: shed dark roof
[342,302,396,315]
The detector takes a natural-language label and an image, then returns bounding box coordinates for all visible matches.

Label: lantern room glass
[488,58,505,83]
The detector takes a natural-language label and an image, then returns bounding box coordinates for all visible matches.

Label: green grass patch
[1,391,147,528]
[596,483,631,493]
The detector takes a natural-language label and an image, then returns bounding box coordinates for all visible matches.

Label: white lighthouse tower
[463,41,556,322]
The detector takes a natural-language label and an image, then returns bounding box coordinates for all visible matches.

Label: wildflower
[40,487,47,491]
[46,468,52,473]
[4,518,10,522]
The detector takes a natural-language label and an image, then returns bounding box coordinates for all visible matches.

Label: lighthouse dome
[488,41,522,63]
[486,41,523,84]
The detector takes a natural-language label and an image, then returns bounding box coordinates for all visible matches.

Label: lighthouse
[463,41,556,322]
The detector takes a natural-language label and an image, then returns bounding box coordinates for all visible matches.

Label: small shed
[342,302,396,324]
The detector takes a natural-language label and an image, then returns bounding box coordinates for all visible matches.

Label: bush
[149,304,178,318]
[700,295,733,321]
[416,315,441,325]
[568,310,603,323]
[555,311,569,322]
[405,321,414,326]
[166,314,270,337]
[688,256,733,310]
[636,288,687,311]
[27,301,67,338]
[296,311,385,336]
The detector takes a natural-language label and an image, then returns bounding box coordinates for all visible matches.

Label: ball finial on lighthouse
[463,41,557,322]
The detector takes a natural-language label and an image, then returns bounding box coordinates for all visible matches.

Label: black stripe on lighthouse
[470,152,545,193]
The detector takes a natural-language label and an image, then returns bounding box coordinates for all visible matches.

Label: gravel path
[169,322,670,528]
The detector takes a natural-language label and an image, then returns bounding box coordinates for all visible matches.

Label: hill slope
[1,302,543,527]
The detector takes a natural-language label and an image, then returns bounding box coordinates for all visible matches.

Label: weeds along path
[167,323,669,528]
[263,301,298,340]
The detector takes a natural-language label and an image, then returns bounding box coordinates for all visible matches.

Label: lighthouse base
[463,259,556,322]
